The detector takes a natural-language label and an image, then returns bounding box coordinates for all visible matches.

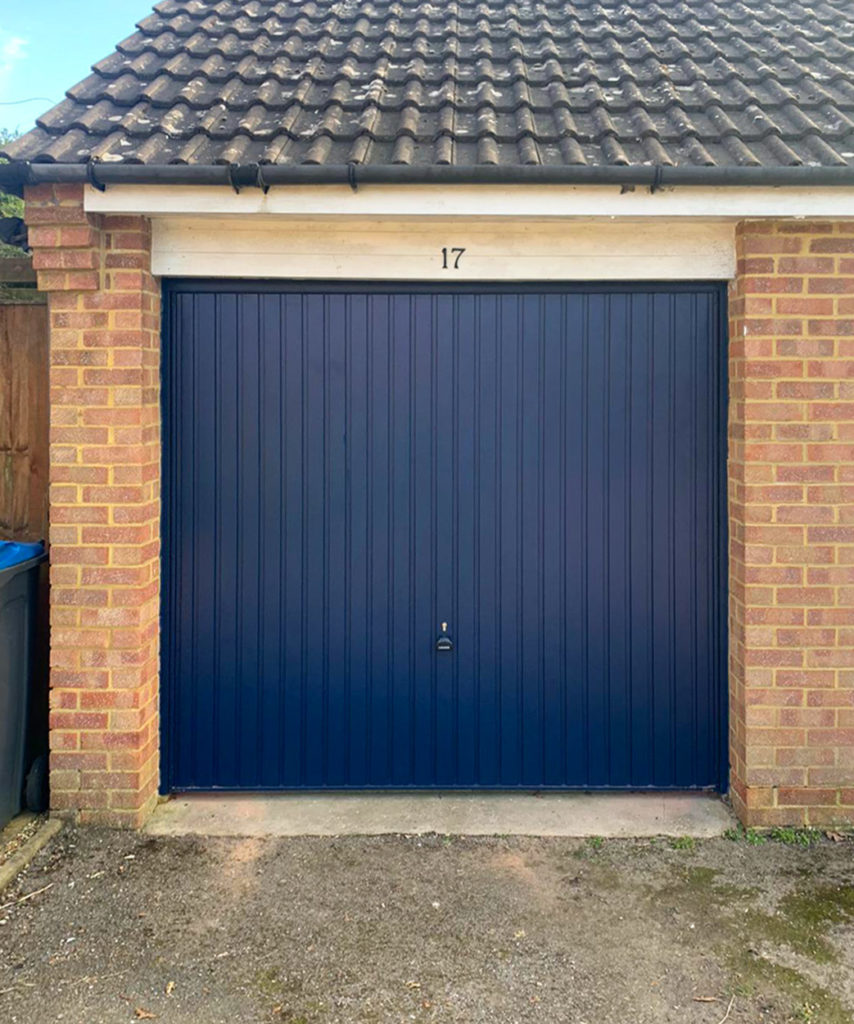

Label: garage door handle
[436,622,454,652]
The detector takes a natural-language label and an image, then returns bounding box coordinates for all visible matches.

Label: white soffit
[152,216,736,281]
[86,182,854,219]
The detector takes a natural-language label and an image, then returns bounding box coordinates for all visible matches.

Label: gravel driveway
[0,827,852,1024]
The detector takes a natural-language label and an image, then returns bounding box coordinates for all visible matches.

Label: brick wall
[729,220,854,827]
[26,184,161,828]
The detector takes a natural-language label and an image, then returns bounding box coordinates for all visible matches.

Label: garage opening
[162,283,727,792]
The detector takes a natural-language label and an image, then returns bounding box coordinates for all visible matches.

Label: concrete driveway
[0,826,852,1024]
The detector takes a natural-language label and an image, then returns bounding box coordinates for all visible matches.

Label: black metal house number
[441,247,466,269]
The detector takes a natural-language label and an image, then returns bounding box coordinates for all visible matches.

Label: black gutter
[4,161,854,194]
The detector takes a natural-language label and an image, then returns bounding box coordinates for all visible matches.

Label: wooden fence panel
[0,302,49,542]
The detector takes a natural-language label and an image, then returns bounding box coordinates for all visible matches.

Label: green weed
[670,836,696,851]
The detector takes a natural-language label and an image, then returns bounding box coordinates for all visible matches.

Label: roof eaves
[6,160,854,195]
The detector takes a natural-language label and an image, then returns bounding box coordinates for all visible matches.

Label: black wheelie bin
[0,541,48,829]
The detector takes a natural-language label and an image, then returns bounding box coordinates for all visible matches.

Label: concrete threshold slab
[146,791,735,839]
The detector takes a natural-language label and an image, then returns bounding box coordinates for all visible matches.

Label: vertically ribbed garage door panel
[162,284,727,791]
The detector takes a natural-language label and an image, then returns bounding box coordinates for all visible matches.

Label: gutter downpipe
[5,161,854,194]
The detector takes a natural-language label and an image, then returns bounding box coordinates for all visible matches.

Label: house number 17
[441,247,466,269]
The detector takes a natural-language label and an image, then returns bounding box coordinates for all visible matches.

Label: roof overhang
[9,163,854,221]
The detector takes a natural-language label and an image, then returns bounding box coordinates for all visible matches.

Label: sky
[0,0,152,136]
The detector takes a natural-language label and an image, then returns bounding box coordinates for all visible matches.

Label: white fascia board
[85,182,854,219]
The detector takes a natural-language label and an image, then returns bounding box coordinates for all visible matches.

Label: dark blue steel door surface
[162,283,727,791]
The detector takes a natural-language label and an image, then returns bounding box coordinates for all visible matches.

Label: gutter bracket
[256,164,270,195]
[650,165,664,194]
[228,164,241,194]
[87,162,106,193]
[347,162,358,192]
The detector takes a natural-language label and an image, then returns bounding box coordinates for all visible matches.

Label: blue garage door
[162,283,727,791]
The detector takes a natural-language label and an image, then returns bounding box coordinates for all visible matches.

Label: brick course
[730,220,854,827]
[23,189,854,828]
[26,184,160,828]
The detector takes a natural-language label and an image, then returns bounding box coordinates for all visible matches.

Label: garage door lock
[436,623,454,652]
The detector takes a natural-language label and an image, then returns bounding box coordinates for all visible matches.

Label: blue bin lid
[0,541,45,570]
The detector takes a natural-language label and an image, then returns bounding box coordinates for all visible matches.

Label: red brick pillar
[729,220,854,827]
[26,184,161,827]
